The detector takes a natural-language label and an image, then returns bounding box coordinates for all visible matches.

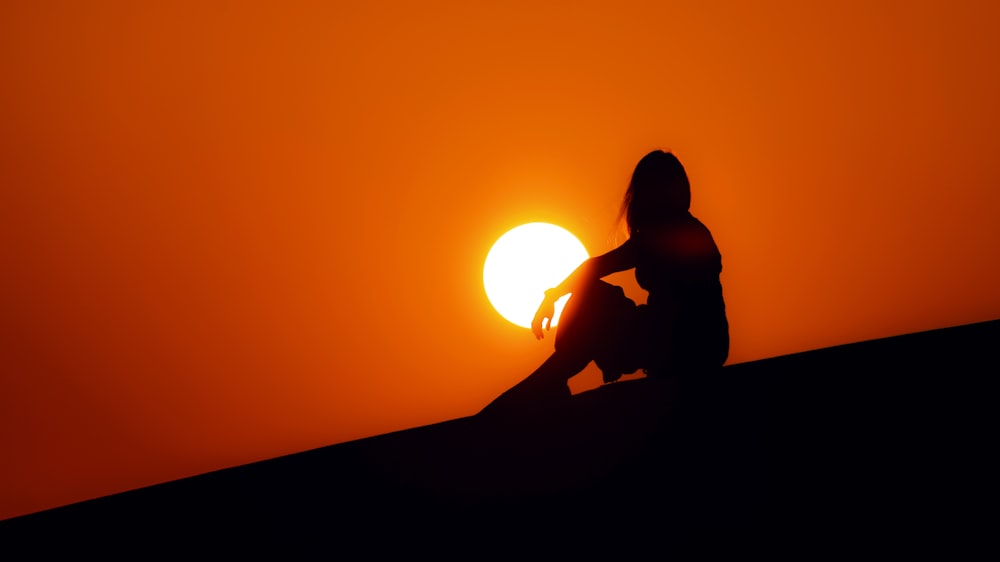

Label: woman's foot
[478,377,570,417]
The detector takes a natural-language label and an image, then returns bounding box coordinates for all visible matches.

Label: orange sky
[2,0,999,521]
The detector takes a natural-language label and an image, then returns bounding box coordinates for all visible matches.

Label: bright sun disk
[483,222,589,329]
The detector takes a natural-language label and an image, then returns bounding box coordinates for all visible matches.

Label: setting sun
[483,223,589,329]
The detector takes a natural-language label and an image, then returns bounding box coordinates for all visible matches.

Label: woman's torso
[632,214,729,368]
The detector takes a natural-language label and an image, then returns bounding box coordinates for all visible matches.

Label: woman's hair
[620,150,691,235]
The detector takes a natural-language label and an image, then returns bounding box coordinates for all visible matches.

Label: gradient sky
[2,0,999,521]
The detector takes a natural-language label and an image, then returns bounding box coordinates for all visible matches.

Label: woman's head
[620,150,691,235]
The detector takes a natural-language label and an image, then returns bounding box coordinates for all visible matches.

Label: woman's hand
[531,290,557,340]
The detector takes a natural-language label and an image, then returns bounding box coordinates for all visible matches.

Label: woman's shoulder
[640,215,720,260]
[641,214,715,239]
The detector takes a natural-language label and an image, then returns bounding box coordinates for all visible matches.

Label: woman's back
[632,213,729,373]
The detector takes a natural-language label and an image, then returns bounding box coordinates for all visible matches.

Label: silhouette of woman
[481,150,729,414]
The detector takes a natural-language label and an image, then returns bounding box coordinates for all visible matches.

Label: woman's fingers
[531,314,546,339]
[532,299,555,339]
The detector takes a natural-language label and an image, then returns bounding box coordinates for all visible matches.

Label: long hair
[619,150,691,236]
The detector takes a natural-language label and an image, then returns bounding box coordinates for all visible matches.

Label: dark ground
[3,320,995,555]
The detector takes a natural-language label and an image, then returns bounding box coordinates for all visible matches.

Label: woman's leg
[557,280,641,383]
[479,280,637,416]
[478,349,590,416]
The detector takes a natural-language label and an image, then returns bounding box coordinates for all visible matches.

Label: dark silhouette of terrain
[2,320,995,554]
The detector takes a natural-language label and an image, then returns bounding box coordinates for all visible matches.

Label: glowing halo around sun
[483,222,589,329]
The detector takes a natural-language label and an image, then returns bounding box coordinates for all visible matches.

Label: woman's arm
[531,240,637,339]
